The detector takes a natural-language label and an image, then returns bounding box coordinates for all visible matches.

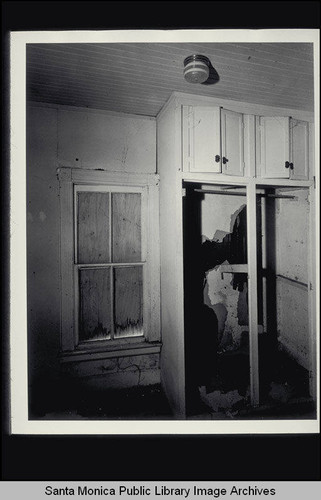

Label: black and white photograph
[8,28,319,435]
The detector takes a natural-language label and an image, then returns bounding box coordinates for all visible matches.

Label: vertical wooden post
[247,180,260,406]
[261,195,267,333]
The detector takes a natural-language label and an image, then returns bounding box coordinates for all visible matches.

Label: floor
[32,342,315,421]
[34,381,315,422]
[33,383,173,420]
[187,343,316,420]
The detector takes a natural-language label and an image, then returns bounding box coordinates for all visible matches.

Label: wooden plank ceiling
[27,42,314,117]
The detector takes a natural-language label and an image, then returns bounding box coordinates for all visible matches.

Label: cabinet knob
[289,162,294,170]
[285,161,290,168]
[223,157,229,164]
[215,155,220,163]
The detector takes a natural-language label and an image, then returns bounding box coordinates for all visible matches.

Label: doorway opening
[183,182,315,419]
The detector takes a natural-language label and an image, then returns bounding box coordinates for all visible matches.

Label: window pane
[79,268,111,341]
[114,266,143,338]
[112,193,141,262]
[78,192,110,264]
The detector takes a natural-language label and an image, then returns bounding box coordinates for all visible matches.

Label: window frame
[57,167,161,356]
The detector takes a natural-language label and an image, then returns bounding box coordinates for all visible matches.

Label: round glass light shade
[183,54,210,84]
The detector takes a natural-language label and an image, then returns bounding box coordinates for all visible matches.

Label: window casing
[58,168,160,354]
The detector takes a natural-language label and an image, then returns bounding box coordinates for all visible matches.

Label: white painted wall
[275,189,309,283]
[275,189,310,369]
[57,106,156,171]
[276,280,309,369]
[27,103,158,414]
[27,106,61,388]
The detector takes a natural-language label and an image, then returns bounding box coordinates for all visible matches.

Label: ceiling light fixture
[183,54,210,84]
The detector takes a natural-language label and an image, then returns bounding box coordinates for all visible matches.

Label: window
[58,168,160,354]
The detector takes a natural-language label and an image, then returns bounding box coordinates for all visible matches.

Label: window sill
[59,340,162,364]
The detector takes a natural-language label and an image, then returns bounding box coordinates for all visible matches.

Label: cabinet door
[221,108,245,176]
[259,116,290,178]
[290,119,309,180]
[183,106,221,172]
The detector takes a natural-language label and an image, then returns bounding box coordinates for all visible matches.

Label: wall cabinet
[182,104,310,181]
[259,116,309,180]
[157,92,315,419]
[290,118,310,180]
[182,106,245,175]
[221,108,245,176]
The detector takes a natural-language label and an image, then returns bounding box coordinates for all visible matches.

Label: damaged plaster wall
[201,194,248,348]
[275,189,310,369]
[57,106,155,171]
[27,103,158,414]
[61,354,160,389]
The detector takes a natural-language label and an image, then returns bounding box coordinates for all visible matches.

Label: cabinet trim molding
[162,91,314,122]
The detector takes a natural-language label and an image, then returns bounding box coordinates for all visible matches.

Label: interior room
[25,40,317,421]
